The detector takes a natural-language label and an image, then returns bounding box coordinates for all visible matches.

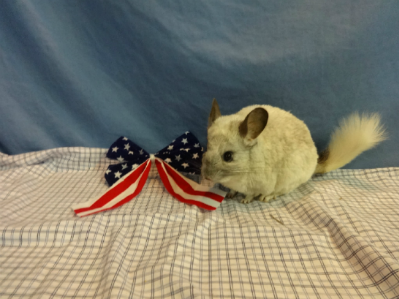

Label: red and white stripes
[73,159,152,217]
[155,158,225,210]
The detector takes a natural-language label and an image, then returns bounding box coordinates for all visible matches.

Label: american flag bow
[72,131,226,217]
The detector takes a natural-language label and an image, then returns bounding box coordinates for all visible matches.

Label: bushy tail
[315,112,387,174]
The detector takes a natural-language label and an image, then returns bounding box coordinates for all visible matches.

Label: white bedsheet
[1,148,399,298]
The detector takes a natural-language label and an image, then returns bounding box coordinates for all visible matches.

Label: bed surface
[1,148,399,298]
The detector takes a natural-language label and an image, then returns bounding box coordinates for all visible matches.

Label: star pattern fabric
[105,132,203,186]
[155,131,203,175]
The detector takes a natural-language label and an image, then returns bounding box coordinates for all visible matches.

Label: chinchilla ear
[208,98,221,128]
[239,107,268,146]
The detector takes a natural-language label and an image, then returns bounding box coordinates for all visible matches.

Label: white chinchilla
[202,99,387,204]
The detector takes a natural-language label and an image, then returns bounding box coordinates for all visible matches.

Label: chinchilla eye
[223,151,233,162]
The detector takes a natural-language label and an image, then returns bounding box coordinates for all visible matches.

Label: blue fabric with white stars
[105,131,204,186]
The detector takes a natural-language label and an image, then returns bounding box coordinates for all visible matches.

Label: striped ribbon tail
[72,159,152,217]
[155,158,226,210]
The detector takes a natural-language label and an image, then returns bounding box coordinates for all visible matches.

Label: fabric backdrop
[0,0,398,169]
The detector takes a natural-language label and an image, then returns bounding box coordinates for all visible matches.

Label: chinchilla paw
[259,194,276,202]
[226,190,238,199]
[241,195,255,204]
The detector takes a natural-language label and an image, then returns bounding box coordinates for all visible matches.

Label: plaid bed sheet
[1,147,399,299]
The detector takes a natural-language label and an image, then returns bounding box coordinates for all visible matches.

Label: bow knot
[72,132,226,217]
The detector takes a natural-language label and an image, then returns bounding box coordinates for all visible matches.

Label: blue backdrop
[1,0,398,169]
